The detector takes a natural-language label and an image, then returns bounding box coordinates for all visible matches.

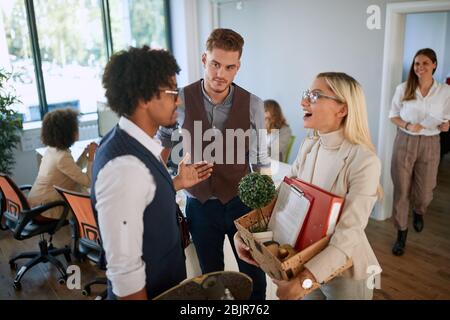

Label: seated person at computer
[264,99,292,162]
[28,108,97,223]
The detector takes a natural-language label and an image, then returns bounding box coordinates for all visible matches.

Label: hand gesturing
[173,153,213,190]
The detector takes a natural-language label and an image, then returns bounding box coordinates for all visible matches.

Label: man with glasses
[158,28,270,300]
[92,46,212,300]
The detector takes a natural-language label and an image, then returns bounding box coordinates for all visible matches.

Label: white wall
[170,0,202,87]
[444,11,450,82]
[402,11,449,82]
[196,0,214,64]
[195,0,422,164]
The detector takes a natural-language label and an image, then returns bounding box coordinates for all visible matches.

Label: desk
[35,138,100,167]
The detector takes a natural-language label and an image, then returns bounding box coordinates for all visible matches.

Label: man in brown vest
[158,28,271,299]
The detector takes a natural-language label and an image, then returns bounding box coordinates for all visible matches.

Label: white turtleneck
[311,129,345,188]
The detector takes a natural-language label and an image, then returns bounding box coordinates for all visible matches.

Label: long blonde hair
[316,72,375,152]
[316,72,383,197]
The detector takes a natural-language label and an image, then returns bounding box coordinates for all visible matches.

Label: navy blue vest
[91,126,186,299]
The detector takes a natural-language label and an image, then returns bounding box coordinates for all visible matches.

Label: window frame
[18,0,172,122]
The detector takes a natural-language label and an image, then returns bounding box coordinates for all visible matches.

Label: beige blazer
[28,147,92,219]
[290,136,381,283]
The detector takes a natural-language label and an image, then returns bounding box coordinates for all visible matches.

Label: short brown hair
[206,28,244,57]
[41,108,79,150]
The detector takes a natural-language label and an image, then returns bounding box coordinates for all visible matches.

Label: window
[34,0,106,117]
[0,0,40,122]
[0,0,171,123]
[110,0,169,51]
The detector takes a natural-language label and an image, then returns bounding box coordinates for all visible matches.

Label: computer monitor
[97,100,119,137]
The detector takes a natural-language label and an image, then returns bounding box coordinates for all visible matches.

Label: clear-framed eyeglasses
[302,89,343,104]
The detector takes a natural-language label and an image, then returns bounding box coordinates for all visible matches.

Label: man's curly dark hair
[102,46,180,117]
[41,108,79,150]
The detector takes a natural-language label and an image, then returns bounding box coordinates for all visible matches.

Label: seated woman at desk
[264,99,292,162]
[28,108,97,223]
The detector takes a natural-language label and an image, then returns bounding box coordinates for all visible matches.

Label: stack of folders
[268,177,344,251]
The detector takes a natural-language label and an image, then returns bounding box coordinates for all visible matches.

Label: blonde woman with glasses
[234,72,382,300]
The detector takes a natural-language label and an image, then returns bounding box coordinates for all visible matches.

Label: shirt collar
[200,79,235,106]
[118,116,163,159]
[429,79,438,95]
[415,79,437,98]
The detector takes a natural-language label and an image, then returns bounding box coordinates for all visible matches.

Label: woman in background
[235,72,382,300]
[389,48,450,256]
[264,99,292,162]
[28,108,97,223]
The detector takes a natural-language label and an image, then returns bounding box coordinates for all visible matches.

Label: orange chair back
[54,187,100,244]
[0,174,30,218]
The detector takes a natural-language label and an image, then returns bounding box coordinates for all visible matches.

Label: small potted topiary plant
[238,172,276,241]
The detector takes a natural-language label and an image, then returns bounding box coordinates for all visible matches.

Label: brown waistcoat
[182,80,250,204]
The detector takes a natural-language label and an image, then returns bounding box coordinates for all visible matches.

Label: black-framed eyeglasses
[302,89,343,104]
[160,88,179,100]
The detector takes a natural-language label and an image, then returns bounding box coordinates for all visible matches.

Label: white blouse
[389,80,450,136]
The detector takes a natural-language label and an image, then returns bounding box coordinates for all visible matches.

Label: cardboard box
[235,198,351,281]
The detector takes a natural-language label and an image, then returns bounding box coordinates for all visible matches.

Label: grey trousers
[391,129,440,230]
[303,276,373,300]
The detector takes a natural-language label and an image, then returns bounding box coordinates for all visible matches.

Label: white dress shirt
[389,80,450,136]
[95,116,163,297]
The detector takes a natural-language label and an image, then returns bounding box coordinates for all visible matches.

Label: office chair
[0,173,71,290]
[54,186,107,300]
[284,135,296,163]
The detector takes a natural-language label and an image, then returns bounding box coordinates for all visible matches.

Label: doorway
[375,0,450,221]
